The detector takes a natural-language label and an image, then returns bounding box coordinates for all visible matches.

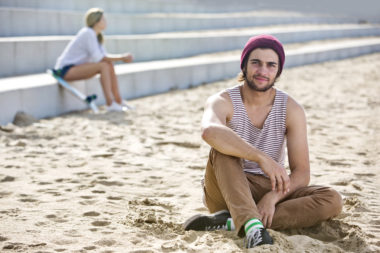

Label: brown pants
[203,148,343,237]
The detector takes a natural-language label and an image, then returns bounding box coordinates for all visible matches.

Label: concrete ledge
[0,7,357,37]
[2,24,380,77]
[1,38,380,125]
[0,0,257,14]
[1,0,379,22]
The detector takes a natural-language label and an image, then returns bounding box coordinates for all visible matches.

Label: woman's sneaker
[245,228,273,248]
[184,210,232,231]
[121,100,135,110]
[106,101,127,112]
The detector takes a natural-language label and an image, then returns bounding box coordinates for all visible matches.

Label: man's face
[244,48,279,92]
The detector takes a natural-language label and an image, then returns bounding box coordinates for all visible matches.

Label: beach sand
[0,53,379,252]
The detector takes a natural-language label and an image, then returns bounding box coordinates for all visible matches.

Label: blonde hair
[85,8,104,44]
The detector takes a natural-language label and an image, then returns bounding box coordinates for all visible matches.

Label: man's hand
[259,154,290,194]
[257,192,277,228]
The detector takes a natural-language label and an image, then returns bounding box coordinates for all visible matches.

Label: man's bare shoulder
[206,90,232,107]
[286,95,307,126]
[204,89,234,119]
[286,95,305,113]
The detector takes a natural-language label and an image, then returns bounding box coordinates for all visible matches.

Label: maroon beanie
[240,34,285,76]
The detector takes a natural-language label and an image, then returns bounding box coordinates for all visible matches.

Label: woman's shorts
[53,64,74,78]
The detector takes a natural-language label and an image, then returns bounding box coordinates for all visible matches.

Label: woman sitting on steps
[54,7,133,112]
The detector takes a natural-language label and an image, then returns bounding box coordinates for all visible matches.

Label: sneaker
[245,228,273,248]
[121,100,135,110]
[184,210,231,231]
[106,101,127,112]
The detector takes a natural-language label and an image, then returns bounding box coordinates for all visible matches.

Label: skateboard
[47,69,99,113]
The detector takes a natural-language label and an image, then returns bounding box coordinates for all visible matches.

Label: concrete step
[0,7,357,37]
[0,0,256,14]
[2,24,380,78]
[1,0,379,23]
[1,36,379,125]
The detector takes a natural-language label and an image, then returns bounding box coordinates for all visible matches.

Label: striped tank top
[226,85,288,175]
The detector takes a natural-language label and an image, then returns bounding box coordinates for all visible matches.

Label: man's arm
[201,92,290,193]
[257,96,310,227]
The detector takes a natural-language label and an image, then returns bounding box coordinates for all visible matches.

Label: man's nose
[257,65,269,75]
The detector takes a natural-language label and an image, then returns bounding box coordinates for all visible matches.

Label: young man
[184,35,343,248]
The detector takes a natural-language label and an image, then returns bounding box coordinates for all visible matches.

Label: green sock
[226,218,235,231]
[244,218,264,235]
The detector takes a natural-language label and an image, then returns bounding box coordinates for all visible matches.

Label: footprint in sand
[83,246,96,250]
[67,160,87,168]
[187,165,204,170]
[18,198,38,203]
[92,153,114,158]
[94,239,117,247]
[79,200,98,205]
[45,214,68,223]
[155,141,200,149]
[2,242,47,251]
[92,190,106,194]
[0,191,12,198]
[331,179,352,186]
[80,195,94,200]
[0,176,15,182]
[91,221,111,227]
[352,183,363,191]
[83,211,100,217]
[354,173,375,177]
[107,196,123,200]
[92,180,124,187]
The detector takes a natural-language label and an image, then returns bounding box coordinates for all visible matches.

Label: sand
[0,53,379,253]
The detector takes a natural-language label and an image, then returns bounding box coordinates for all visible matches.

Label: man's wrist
[250,148,265,164]
[265,190,284,204]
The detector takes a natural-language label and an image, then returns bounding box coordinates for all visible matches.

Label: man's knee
[322,187,343,218]
[210,148,242,169]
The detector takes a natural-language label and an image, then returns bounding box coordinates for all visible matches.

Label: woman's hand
[122,53,134,63]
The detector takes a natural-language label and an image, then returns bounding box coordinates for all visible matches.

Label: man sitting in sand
[184,34,343,248]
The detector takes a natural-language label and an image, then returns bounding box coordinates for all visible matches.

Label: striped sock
[226,218,235,231]
[244,218,264,235]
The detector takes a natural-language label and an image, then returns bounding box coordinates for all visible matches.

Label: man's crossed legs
[184,149,342,248]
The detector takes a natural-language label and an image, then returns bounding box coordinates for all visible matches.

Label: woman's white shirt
[55,27,106,69]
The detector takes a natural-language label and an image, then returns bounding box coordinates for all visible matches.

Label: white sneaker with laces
[106,101,127,112]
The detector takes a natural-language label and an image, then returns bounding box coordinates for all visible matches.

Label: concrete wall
[0,7,356,37]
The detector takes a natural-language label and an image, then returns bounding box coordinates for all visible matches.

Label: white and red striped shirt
[226,85,288,175]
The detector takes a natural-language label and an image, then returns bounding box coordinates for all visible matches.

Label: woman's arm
[102,53,133,63]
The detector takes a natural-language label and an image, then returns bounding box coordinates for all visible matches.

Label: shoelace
[245,229,263,248]
[205,224,227,231]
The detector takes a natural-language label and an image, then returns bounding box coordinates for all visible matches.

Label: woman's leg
[64,62,114,105]
[105,61,123,104]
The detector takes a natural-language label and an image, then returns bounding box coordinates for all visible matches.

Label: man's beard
[246,74,275,92]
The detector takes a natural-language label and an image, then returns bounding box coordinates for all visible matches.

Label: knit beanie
[240,35,285,76]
